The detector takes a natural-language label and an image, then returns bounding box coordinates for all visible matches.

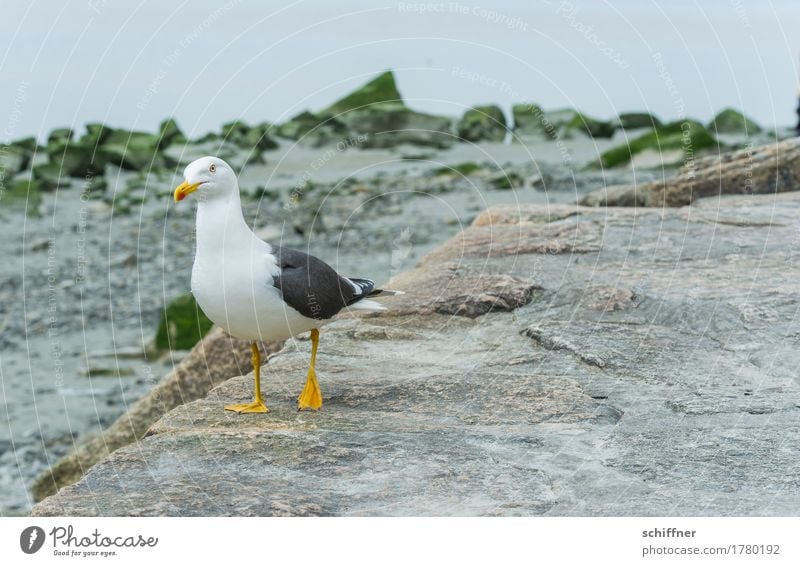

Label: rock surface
[583,137,800,206]
[32,193,800,517]
[31,328,281,502]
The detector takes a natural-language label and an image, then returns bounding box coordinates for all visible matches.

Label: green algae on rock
[595,120,717,168]
[457,105,507,142]
[513,106,616,140]
[337,101,453,148]
[153,293,214,351]
[323,70,404,115]
[707,108,762,134]
[616,112,663,130]
[433,161,482,177]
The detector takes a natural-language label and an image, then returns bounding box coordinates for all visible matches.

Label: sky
[1,0,798,141]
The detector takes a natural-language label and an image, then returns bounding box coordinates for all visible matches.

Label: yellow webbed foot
[297,372,323,411]
[225,400,269,414]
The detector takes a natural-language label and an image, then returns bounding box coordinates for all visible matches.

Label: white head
[173,156,238,203]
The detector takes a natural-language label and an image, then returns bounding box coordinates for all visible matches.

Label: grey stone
[456,105,507,142]
[336,102,454,149]
[582,137,800,207]
[31,328,282,502]
[33,192,800,516]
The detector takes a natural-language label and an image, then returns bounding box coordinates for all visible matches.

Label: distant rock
[595,120,717,168]
[566,112,616,139]
[152,293,214,352]
[513,106,615,139]
[708,108,762,134]
[10,136,37,153]
[46,127,74,146]
[616,112,662,130]
[0,139,37,174]
[157,118,186,149]
[457,105,507,142]
[79,123,114,147]
[221,120,278,154]
[322,70,403,116]
[31,162,69,191]
[545,109,616,139]
[337,102,453,149]
[276,111,351,147]
[100,129,168,171]
[279,71,453,149]
[45,124,173,178]
[512,103,550,137]
[45,140,104,178]
[583,137,800,207]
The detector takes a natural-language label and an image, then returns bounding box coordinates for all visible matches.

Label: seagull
[173,156,398,412]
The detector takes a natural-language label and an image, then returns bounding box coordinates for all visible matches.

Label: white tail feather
[347,299,387,311]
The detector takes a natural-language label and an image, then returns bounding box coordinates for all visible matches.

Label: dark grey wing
[270,245,374,320]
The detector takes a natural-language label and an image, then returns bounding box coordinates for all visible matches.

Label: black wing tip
[348,277,376,295]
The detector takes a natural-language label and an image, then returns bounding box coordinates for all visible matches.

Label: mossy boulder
[617,112,662,130]
[596,120,718,168]
[540,109,577,132]
[221,120,279,153]
[323,70,403,115]
[457,105,507,142]
[100,130,166,171]
[46,140,106,177]
[512,103,551,136]
[11,137,38,153]
[537,109,615,139]
[32,162,69,191]
[221,120,249,141]
[0,143,34,174]
[47,128,74,146]
[153,294,214,351]
[707,108,761,134]
[336,101,453,148]
[79,123,114,147]
[242,123,279,152]
[567,112,616,138]
[157,118,186,149]
[276,111,351,147]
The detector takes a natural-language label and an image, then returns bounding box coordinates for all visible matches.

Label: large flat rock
[581,137,800,207]
[33,193,800,516]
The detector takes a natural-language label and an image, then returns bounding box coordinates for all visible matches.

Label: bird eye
[209,163,217,173]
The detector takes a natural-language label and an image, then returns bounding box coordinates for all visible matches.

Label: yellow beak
[173,181,203,203]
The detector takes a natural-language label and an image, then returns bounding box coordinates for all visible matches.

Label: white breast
[190,196,321,342]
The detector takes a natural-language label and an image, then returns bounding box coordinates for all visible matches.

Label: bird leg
[225,342,269,414]
[298,328,323,411]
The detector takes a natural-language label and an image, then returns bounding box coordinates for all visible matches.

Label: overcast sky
[2,0,798,141]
